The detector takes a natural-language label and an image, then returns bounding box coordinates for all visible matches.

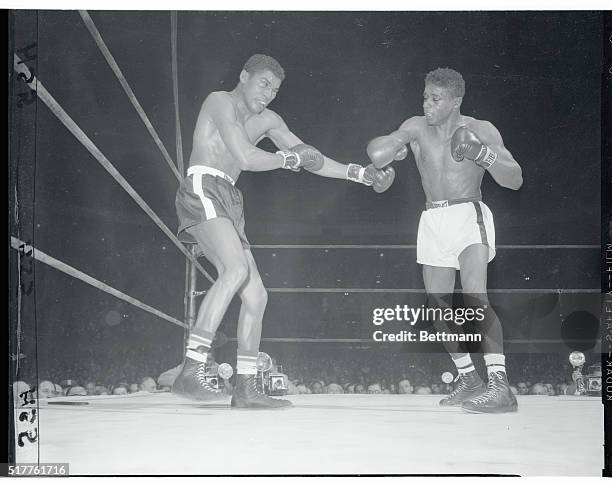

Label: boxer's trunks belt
[425,196,482,210]
[187,165,235,185]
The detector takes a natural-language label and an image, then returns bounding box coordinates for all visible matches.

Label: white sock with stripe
[185,329,214,364]
[484,353,506,375]
[452,354,475,375]
[236,350,258,375]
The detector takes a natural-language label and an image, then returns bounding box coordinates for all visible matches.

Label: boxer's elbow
[509,165,523,190]
[235,149,258,171]
[502,166,523,190]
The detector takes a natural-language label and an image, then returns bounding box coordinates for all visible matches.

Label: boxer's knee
[241,278,268,312]
[218,260,249,292]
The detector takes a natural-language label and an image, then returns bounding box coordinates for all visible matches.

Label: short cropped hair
[243,54,285,81]
[425,68,465,98]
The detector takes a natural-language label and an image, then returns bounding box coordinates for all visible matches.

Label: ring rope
[11,237,186,329]
[170,11,184,176]
[78,10,182,182]
[264,288,599,293]
[13,53,214,285]
[231,337,592,344]
[250,244,599,250]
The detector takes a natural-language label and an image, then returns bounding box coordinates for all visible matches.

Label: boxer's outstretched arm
[471,121,523,190]
[266,112,357,179]
[206,93,284,172]
[367,117,420,168]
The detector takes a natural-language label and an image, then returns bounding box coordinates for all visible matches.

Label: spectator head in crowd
[517,382,529,395]
[286,380,298,395]
[112,385,128,395]
[544,383,555,396]
[414,386,432,395]
[54,383,63,396]
[95,385,109,395]
[344,383,355,394]
[367,383,382,394]
[354,384,366,394]
[296,383,311,394]
[529,383,547,395]
[85,382,96,395]
[398,379,413,394]
[388,383,397,394]
[36,380,57,399]
[430,383,442,394]
[67,386,87,396]
[139,377,157,392]
[311,381,324,394]
[565,383,577,395]
[128,383,139,393]
[326,383,344,394]
[556,383,568,395]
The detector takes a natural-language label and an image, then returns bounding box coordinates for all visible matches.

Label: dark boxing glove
[277,143,325,172]
[366,136,408,169]
[371,166,395,193]
[346,163,395,193]
[450,127,497,169]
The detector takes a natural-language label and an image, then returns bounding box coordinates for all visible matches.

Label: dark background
[9,11,602,381]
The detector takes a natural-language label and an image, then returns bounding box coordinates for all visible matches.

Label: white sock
[484,353,506,375]
[236,351,258,375]
[452,354,475,375]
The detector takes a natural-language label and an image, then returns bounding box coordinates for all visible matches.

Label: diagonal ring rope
[13,53,214,285]
[78,10,182,182]
[11,237,186,329]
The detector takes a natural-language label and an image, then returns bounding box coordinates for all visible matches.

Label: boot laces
[195,364,221,392]
[246,375,264,395]
[470,372,503,405]
[447,373,469,398]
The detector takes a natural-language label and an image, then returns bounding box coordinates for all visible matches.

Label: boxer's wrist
[474,145,498,169]
[346,163,373,185]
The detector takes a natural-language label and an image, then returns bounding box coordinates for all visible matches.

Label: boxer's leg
[173,218,248,401]
[231,250,291,408]
[458,243,503,355]
[236,249,267,354]
[458,243,517,413]
[190,218,249,335]
[423,264,486,406]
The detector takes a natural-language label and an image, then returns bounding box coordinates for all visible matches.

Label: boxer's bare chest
[409,128,482,198]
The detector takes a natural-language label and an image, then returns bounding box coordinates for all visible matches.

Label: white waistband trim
[187,166,235,185]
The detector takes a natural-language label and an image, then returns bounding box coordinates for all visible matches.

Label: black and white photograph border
[7,5,611,477]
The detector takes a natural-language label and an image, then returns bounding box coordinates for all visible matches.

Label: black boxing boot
[231,374,292,409]
[461,371,518,414]
[439,369,485,406]
[172,359,225,401]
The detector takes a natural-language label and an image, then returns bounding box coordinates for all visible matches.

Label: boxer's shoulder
[397,116,426,143]
[461,116,495,132]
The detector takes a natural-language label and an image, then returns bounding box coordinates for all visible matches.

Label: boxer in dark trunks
[367,68,523,413]
[174,54,395,408]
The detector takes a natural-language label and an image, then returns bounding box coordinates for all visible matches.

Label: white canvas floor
[18,392,603,476]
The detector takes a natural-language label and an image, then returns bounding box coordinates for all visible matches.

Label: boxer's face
[423,83,459,126]
[241,69,282,114]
